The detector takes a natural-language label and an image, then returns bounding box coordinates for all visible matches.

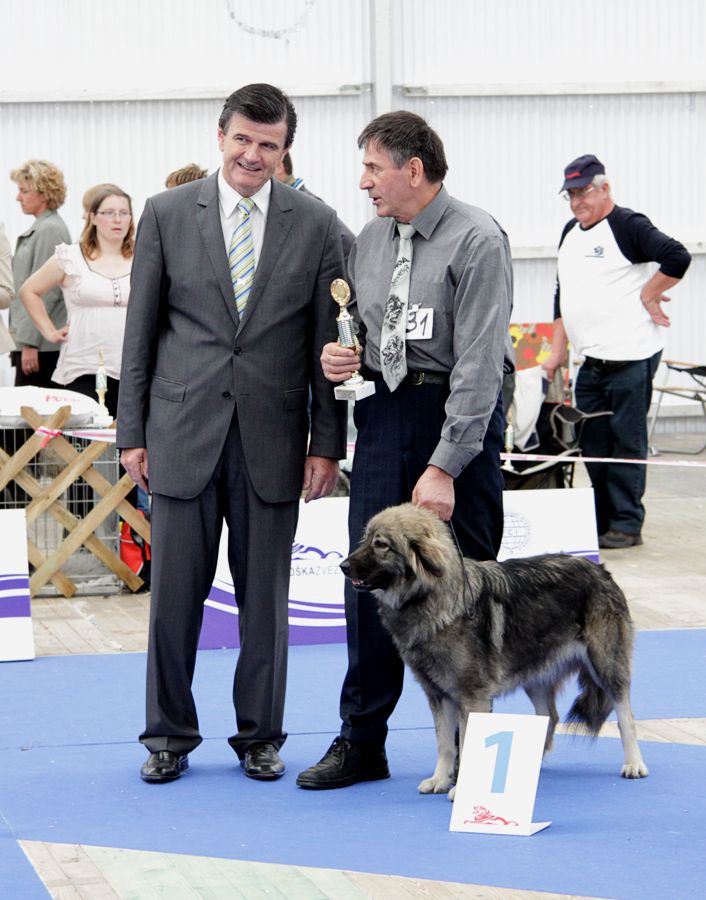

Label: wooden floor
[20,447,706,899]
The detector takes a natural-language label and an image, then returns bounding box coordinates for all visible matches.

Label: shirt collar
[217,167,271,218]
[408,184,449,240]
[20,208,56,239]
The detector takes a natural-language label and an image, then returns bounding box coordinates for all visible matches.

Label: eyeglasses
[561,185,596,202]
[96,209,131,218]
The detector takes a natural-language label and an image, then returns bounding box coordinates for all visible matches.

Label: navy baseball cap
[560,154,605,192]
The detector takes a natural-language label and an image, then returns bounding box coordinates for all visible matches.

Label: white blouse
[52,242,131,385]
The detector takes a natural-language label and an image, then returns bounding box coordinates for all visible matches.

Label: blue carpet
[0,820,47,900]
[1,630,705,899]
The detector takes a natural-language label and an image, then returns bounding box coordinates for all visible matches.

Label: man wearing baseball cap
[543,154,691,549]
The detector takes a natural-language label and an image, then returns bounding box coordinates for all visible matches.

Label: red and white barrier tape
[34,425,63,448]
[501,452,706,469]
[345,442,704,469]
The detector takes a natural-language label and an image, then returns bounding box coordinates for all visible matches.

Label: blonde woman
[10,159,71,385]
[20,184,134,417]
[0,223,15,355]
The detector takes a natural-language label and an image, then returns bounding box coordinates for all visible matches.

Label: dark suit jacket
[117,174,347,502]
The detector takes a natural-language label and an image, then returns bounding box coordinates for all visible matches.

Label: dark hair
[80,184,134,260]
[165,163,208,188]
[219,83,297,149]
[357,111,448,183]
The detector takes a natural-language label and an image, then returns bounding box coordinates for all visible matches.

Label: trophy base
[334,379,376,402]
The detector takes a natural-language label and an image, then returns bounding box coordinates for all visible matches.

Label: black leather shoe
[599,530,643,549]
[241,742,285,780]
[296,737,389,790]
[140,750,189,783]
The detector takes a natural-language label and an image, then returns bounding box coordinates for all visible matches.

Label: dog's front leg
[448,697,492,802]
[418,695,456,794]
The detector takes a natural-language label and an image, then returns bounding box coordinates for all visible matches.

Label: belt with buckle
[583,356,632,373]
[363,368,449,387]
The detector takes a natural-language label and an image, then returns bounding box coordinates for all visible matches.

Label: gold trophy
[330,278,375,402]
[94,349,113,426]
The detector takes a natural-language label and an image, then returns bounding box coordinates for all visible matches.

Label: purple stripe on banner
[0,576,31,592]
[289,623,347,646]
[207,585,237,608]
[0,595,31,618]
[198,599,347,650]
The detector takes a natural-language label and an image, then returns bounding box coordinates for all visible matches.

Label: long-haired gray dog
[341,503,648,797]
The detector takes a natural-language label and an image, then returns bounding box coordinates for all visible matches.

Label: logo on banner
[290,542,343,578]
[499,511,531,555]
[291,543,343,560]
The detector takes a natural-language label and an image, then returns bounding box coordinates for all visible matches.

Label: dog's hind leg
[613,694,649,778]
[524,683,559,754]
[418,695,456,795]
[580,623,648,778]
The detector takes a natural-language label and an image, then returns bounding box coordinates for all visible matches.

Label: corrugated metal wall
[1,0,704,391]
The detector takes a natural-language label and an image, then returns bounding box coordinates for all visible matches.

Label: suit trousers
[140,409,299,758]
[339,380,505,746]
[575,351,661,536]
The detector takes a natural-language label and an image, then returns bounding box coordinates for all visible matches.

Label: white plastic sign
[450,712,550,836]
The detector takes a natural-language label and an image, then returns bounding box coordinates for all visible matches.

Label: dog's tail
[565,668,614,736]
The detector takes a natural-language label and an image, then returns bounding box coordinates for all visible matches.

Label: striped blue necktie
[229,197,255,314]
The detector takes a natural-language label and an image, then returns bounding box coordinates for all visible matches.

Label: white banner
[0,509,34,662]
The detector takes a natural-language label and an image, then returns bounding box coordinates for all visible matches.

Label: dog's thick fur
[342,503,648,797]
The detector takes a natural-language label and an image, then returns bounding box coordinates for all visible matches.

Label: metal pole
[370,0,393,117]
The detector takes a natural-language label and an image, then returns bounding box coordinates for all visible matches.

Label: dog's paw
[447,786,456,802]
[418,776,452,794]
[621,760,649,779]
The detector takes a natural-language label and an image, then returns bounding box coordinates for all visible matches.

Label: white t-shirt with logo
[555,206,690,361]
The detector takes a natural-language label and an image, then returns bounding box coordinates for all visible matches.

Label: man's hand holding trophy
[325,278,375,402]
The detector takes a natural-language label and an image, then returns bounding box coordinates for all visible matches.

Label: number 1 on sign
[485,730,513,793]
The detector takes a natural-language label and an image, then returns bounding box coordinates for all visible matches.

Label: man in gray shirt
[297,110,513,790]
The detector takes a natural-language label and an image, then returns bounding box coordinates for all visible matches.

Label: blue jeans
[575,352,661,535]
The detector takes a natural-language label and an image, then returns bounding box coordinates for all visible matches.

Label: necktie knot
[237,197,254,217]
[397,223,415,240]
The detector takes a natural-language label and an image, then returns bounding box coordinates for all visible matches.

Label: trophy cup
[330,278,375,402]
[94,349,113,427]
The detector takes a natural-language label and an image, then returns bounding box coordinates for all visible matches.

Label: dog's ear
[410,533,446,578]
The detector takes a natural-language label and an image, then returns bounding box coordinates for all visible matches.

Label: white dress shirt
[217,168,271,269]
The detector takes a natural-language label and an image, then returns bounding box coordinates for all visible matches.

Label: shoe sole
[242,768,286,781]
[296,768,390,790]
[599,538,643,549]
[141,756,189,783]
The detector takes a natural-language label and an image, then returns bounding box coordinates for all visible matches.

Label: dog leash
[447,520,476,619]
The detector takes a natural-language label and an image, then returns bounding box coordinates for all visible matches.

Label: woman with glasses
[19,184,134,416]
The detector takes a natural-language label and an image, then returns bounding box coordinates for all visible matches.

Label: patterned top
[51,242,131,385]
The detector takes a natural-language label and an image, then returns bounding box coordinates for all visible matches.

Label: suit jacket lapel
[236,179,294,336]
[195,174,240,330]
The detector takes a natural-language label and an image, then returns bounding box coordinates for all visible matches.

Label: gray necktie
[381,223,415,391]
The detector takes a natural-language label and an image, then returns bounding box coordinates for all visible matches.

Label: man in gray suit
[117,83,347,784]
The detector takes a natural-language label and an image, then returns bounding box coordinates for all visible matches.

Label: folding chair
[647,360,706,455]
